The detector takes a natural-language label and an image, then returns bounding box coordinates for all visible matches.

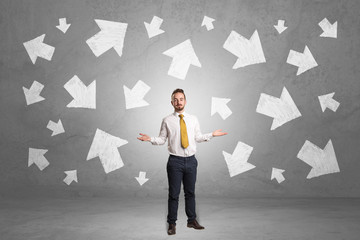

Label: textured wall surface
[1,0,360,198]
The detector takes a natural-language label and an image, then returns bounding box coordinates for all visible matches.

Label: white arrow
[23,34,55,64]
[222,141,255,177]
[163,39,202,80]
[123,80,151,109]
[201,16,215,31]
[274,20,287,34]
[63,170,78,185]
[56,18,71,33]
[64,75,96,109]
[135,171,149,186]
[318,92,340,112]
[256,87,301,130]
[23,81,45,105]
[271,168,285,183]
[28,148,49,171]
[47,119,65,136]
[319,18,337,38]
[211,97,232,120]
[144,16,165,38]
[86,19,128,57]
[287,45,318,75]
[87,129,128,174]
[297,139,340,179]
[223,30,266,69]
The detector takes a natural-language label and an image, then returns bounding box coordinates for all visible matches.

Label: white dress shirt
[150,112,213,157]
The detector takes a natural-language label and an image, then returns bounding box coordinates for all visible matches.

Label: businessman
[137,88,227,235]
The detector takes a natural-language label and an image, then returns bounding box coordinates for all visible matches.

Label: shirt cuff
[205,133,213,141]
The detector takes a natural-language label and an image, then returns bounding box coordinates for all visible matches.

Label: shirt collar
[174,111,187,117]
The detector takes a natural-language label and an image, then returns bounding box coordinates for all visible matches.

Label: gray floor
[1,196,359,240]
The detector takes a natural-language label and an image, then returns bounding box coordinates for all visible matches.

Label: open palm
[212,129,228,137]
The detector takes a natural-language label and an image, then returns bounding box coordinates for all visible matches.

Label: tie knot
[179,114,184,119]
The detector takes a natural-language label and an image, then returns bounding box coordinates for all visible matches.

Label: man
[137,89,227,235]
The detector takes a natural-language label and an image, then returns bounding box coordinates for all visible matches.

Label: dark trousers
[167,154,198,225]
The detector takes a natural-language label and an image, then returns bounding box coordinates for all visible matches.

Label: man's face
[171,92,186,112]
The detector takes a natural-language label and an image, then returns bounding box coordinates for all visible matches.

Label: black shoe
[167,223,176,235]
[187,219,205,230]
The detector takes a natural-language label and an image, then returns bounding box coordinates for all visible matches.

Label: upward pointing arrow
[64,75,96,109]
[87,129,128,174]
[287,45,318,75]
[28,148,49,171]
[201,16,215,31]
[86,19,128,57]
[274,20,287,34]
[144,16,165,38]
[56,18,71,33]
[135,171,149,186]
[23,80,45,105]
[123,80,151,109]
[318,92,340,112]
[319,18,337,38]
[256,87,301,130]
[163,39,202,80]
[23,34,55,64]
[63,170,78,185]
[271,168,285,183]
[222,141,255,177]
[223,30,266,69]
[211,97,232,120]
[297,139,340,179]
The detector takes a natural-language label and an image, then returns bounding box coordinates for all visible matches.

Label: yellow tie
[179,114,189,149]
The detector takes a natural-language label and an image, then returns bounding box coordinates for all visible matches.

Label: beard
[174,105,184,112]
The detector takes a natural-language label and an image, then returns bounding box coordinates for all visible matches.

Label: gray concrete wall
[1,0,360,198]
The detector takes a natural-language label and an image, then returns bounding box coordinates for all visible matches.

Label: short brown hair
[171,88,186,100]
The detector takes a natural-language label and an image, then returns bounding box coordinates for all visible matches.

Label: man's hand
[212,129,228,137]
[138,133,151,142]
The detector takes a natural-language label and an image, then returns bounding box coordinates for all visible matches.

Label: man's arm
[138,119,167,145]
[194,117,227,142]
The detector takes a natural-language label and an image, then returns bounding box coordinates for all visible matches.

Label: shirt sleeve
[194,117,213,143]
[150,119,168,145]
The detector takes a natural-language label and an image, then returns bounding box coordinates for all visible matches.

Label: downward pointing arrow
[86,19,128,57]
[319,18,337,38]
[318,92,340,112]
[23,34,55,64]
[47,119,65,136]
[271,168,285,183]
[274,20,287,34]
[201,16,215,31]
[163,39,202,80]
[223,30,266,69]
[56,18,71,33]
[63,170,78,185]
[28,148,49,171]
[123,80,151,109]
[135,171,149,186]
[256,87,301,130]
[144,16,165,38]
[297,139,340,179]
[287,45,318,75]
[23,81,45,105]
[222,141,255,177]
[87,129,128,174]
[211,97,232,120]
[64,75,96,109]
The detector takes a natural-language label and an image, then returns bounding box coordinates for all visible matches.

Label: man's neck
[175,109,185,114]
